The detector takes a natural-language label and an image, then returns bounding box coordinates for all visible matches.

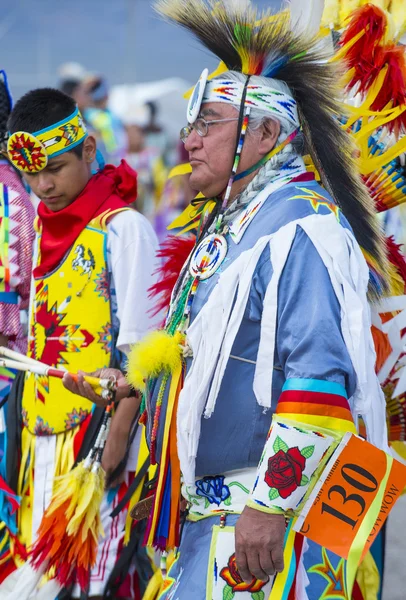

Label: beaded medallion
[189,233,228,281]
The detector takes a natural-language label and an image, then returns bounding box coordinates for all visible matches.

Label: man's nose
[184,128,202,152]
[37,173,55,194]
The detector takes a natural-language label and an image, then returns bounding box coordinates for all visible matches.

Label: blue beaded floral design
[195,475,231,506]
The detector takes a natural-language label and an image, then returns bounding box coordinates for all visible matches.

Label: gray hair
[212,71,304,219]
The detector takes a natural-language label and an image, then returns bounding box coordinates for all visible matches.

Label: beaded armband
[247,417,342,515]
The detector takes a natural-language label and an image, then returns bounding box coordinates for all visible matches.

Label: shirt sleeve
[107,210,160,355]
[247,226,358,514]
[274,225,357,432]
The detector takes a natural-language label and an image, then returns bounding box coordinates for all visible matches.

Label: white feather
[0,562,45,600]
[287,0,325,38]
[223,0,251,11]
[35,579,63,600]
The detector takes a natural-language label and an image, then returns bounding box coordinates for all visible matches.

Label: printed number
[321,502,359,529]
[341,464,378,493]
[321,463,378,528]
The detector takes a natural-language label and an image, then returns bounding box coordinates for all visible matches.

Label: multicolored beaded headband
[7,107,87,173]
[187,69,300,128]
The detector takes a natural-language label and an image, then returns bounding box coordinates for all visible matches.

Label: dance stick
[0,346,66,371]
[0,358,116,399]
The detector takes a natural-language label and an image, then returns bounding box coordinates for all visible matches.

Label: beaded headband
[187,69,299,128]
[7,107,87,173]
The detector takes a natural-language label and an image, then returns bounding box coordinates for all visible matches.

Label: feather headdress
[155,0,387,286]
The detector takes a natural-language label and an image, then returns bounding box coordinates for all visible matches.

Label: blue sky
[3,0,282,99]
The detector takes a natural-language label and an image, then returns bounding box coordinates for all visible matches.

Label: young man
[4,88,158,599]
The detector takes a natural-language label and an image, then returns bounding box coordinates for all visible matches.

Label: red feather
[370,45,406,133]
[340,4,387,66]
[149,235,196,317]
[386,236,406,290]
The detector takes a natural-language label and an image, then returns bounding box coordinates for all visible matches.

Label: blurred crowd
[57,61,194,240]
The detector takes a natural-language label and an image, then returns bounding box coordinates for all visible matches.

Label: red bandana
[34,160,137,278]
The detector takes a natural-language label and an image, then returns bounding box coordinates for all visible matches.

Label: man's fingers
[83,381,105,404]
[259,550,275,577]
[62,373,78,394]
[246,551,268,582]
[235,549,251,584]
[271,547,285,573]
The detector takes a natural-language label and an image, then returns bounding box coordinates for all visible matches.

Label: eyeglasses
[180,117,239,144]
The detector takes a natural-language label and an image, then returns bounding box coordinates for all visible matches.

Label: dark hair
[0,79,12,144]
[8,87,84,159]
[88,77,103,95]
[60,79,81,98]
[8,87,77,135]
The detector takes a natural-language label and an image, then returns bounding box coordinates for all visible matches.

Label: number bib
[295,433,406,561]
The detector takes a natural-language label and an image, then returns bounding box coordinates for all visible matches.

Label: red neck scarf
[34,160,137,278]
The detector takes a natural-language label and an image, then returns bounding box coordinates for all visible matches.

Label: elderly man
[66,2,390,599]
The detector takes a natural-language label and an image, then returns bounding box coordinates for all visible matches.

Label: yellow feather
[66,466,105,538]
[81,468,105,541]
[389,0,406,37]
[45,461,87,517]
[339,0,361,27]
[321,0,340,28]
[126,330,183,392]
[388,266,405,297]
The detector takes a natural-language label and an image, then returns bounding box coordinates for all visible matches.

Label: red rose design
[265,448,306,499]
[220,553,268,592]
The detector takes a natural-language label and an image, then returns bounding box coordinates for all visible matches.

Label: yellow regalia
[22,208,129,435]
[16,207,130,550]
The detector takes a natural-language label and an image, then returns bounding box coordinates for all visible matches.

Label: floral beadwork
[265,436,314,500]
[195,475,231,507]
[220,553,268,598]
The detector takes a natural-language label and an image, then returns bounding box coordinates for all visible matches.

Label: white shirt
[107,209,159,354]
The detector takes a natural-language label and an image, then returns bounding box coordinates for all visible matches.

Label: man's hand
[63,368,130,407]
[235,507,285,583]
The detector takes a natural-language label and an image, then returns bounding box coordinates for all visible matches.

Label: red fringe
[149,235,196,317]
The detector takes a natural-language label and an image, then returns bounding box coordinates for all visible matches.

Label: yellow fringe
[356,550,381,600]
[142,568,163,600]
[16,426,79,558]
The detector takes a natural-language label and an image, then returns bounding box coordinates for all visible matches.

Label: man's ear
[258,119,281,156]
[83,135,97,163]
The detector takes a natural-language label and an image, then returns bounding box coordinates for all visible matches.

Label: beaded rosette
[7,107,87,173]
